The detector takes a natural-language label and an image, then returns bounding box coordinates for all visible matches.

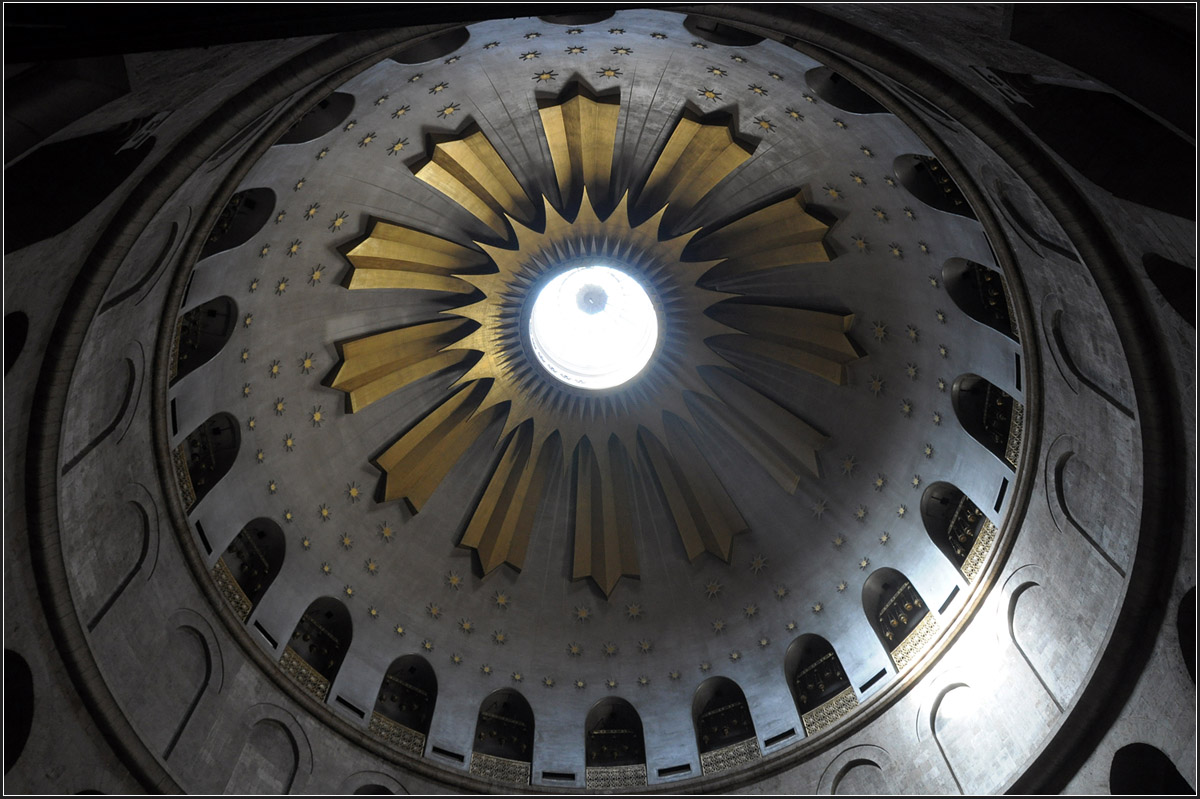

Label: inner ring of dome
[528,264,659,390]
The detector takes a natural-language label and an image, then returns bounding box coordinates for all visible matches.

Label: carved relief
[699,737,761,775]
[369,710,426,757]
[212,557,253,622]
[586,764,647,788]
[802,686,859,736]
[891,613,939,671]
[280,645,330,702]
[469,752,531,785]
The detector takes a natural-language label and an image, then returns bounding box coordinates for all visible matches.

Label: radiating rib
[539,88,620,215]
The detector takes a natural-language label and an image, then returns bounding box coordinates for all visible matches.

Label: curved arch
[893,153,975,219]
[470,689,533,786]
[863,568,936,670]
[161,608,226,760]
[692,677,760,775]
[997,564,1062,711]
[389,28,470,65]
[4,650,34,774]
[817,744,896,795]
[275,92,355,145]
[225,718,299,794]
[1142,252,1195,327]
[338,770,408,795]
[282,597,352,703]
[197,188,275,260]
[175,411,240,512]
[804,67,888,114]
[214,517,286,622]
[920,481,996,581]
[682,14,765,47]
[369,654,437,757]
[99,208,191,315]
[585,697,647,787]
[170,296,237,384]
[951,373,1022,470]
[785,634,857,736]
[943,258,1019,340]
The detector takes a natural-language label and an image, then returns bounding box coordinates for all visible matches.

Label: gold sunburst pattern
[329,86,860,596]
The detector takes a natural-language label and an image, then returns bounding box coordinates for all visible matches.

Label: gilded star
[841,455,857,476]
[704,580,722,599]
[749,554,768,574]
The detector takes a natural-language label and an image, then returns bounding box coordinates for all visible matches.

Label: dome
[4,5,1195,795]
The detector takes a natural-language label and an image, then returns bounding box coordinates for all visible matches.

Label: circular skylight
[529,265,658,390]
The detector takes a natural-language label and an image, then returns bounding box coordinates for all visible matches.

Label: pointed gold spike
[572,435,639,596]
[641,417,747,563]
[460,424,555,574]
[540,88,620,215]
[375,381,501,510]
[331,320,474,412]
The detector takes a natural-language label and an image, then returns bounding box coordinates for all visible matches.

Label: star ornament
[326,91,854,598]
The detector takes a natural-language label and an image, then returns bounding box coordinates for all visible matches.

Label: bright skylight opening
[529,265,658,390]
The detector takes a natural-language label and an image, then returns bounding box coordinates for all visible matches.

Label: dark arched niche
[539,12,614,25]
[893,153,976,219]
[371,655,437,756]
[863,568,932,670]
[805,67,888,114]
[171,296,236,383]
[683,15,765,46]
[4,650,33,774]
[198,188,275,260]
[390,28,469,65]
[215,518,285,622]
[1179,587,1195,683]
[275,92,354,145]
[1143,253,1195,326]
[283,597,352,702]
[692,677,760,774]
[5,115,157,254]
[177,412,239,512]
[585,697,647,786]
[943,258,1019,340]
[785,634,855,735]
[4,311,28,375]
[1110,743,1194,794]
[920,482,995,582]
[470,689,534,786]
[952,374,1021,470]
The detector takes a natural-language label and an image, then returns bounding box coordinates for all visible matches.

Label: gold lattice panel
[172,443,195,511]
[961,519,997,583]
[801,686,859,736]
[1005,399,1025,468]
[699,737,761,776]
[890,612,940,671]
[469,752,531,786]
[586,764,648,789]
[211,557,252,621]
[279,645,330,702]
[369,711,426,757]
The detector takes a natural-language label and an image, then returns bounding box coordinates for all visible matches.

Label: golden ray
[330,86,850,596]
[343,221,488,293]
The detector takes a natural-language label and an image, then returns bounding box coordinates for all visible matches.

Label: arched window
[692,677,760,775]
[212,518,285,622]
[863,568,937,671]
[785,634,857,735]
[275,92,355,145]
[952,374,1023,470]
[470,689,533,786]
[804,67,888,114]
[171,296,236,383]
[281,597,352,703]
[921,482,997,582]
[173,412,239,512]
[943,259,1019,341]
[585,697,647,788]
[893,154,975,219]
[369,655,437,757]
[198,187,275,260]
